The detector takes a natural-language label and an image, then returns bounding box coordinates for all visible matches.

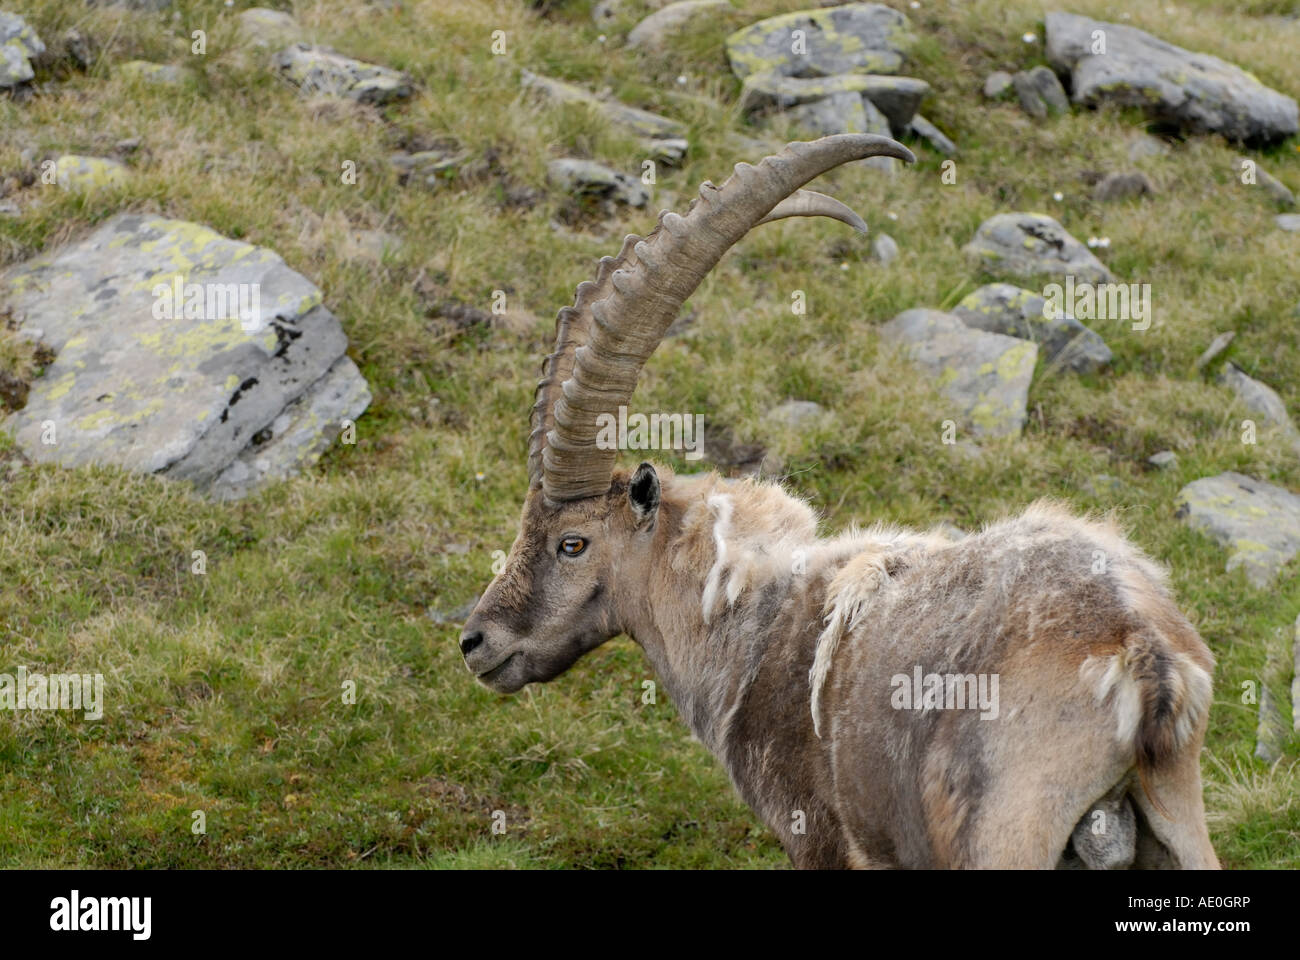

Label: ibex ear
[628,462,660,526]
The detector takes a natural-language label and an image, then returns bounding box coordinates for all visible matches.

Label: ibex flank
[461,135,1218,870]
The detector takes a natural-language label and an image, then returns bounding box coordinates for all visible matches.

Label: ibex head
[460,135,914,693]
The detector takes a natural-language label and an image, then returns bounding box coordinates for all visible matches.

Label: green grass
[0,0,1298,868]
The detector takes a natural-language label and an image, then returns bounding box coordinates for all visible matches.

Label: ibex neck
[617,473,829,755]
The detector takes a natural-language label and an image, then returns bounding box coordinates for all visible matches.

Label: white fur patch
[701,494,732,623]
[809,552,891,738]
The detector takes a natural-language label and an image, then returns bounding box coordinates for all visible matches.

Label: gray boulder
[1045,11,1298,144]
[725,3,915,80]
[880,309,1037,437]
[1012,66,1069,119]
[0,11,44,88]
[738,72,929,133]
[0,214,370,500]
[272,43,412,104]
[953,283,1111,374]
[1175,472,1300,587]
[963,212,1113,283]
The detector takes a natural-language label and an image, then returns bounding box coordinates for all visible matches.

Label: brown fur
[462,467,1219,869]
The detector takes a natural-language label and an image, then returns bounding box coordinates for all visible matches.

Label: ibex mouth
[475,653,519,684]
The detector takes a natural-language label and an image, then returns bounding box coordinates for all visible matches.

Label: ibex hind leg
[1128,752,1220,869]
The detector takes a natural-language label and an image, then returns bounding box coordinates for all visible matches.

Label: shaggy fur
[463,466,1219,869]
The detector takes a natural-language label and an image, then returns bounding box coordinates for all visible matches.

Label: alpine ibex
[461,135,1218,869]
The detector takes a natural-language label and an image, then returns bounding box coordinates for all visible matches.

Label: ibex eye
[559,536,587,557]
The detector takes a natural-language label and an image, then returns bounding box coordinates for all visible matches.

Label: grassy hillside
[0,0,1297,868]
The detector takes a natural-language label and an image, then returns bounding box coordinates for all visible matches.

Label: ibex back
[461,135,1218,869]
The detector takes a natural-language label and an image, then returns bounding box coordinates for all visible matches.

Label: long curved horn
[532,134,914,501]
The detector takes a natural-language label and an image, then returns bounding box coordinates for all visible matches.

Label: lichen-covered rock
[0,11,44,88]
[0,214,371,499]
[521,69,687,146]
[1175,472,1300,587]
[1218,362,1300,452]
[880,308,1037,437]
[272,43,412,104]
[54,155,129,192]
[1012,66,1069,119]
[738,72,929,133]
[547,158,650,208]
[953,283,1111,374]
[118,60,184,85]
[1045,11,1298,144]
[907,113,956,155]
[963,212,1114,283]
[725,3,915,80]
[628,0,733,50]
[239,8,302,49]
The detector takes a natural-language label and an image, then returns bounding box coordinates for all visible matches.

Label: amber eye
[559,536,587,557]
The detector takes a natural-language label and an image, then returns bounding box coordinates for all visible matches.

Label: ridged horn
[530,134,914,501]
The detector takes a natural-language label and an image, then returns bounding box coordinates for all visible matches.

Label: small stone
[1276,214,1300,232]
[1255,685,1285,763]
[1292,614,1299,734]
[908,113,956,155]
[766,400,827,429]
[1194,330,1235,371]
[1217,362,1300,452]
[547,158,650,209]
[1148,450,1177,469]
[1240,158,1295,209]
[1012,66,1069,119]
[1082,474,1124,497]
[239,8,302,49]
[1092,171,1156,202]
[627,0,732,50]
[983,71,1013,99]
[1128,133,1169,161]
[118,60,185,84]
[871,232,898,265]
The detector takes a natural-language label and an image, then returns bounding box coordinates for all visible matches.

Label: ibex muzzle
[462,136,1219,869]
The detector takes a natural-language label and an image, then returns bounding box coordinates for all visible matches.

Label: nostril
[460,630,484,657]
